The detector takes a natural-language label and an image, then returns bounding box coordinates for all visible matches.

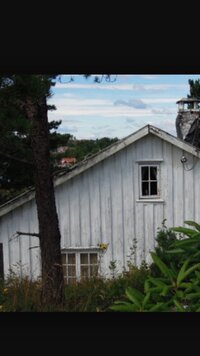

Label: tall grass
[0,264,150,312]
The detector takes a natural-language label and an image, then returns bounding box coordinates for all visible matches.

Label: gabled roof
[1,124,200,217]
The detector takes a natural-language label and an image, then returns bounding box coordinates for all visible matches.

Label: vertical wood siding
[0,133,199,278]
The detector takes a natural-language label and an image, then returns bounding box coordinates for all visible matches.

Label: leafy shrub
[110,220,200,312]
[150,220,179,276]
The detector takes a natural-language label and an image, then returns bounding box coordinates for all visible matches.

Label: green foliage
[169,221,200,264]
[188,79,200,101]
[64,137,119,163]
[111,253,200,312]
[110,287,166,312]
[150,221,180,276]
[0,74,119,205]
[110,220,200,312]
[0,266,150,312]
[0,275,42,312]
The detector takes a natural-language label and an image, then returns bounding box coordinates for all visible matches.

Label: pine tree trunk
[26,96,64,305]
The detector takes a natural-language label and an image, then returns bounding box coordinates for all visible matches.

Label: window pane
[61,254,66,265]
[90,265,98,277]
[68,253,75,264]
[63,266,67,277]
[142,182,149,196]
[90,253,98,264]
[150,182,157,195]
[141,166,148,180]
[81,253,88,264]
[81,266,89,277]
[68,265,76,277]
[150,166,157,180]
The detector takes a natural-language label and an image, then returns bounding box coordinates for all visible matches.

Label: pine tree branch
[0,151,33,165]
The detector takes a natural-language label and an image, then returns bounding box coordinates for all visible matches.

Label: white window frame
[61,249,100,284]
[139,163,160,199]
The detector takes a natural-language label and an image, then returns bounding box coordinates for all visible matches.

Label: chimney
[176,97,200,147]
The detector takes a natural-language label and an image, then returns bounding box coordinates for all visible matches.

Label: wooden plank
[8,210,21,276]
[153,203,164,248]
[98,158,114,277]
[151,135,163,158]
[122,145,136,269]
[28,201,40,280]
[109,153,124,272]
[172,146,184,227]
[183,153,195,223]
[162,141,174,228]
[69,177,81,247]
[56,184,71,248]
[3,215,11,278]
[19,203,32,277]
[79,172,91,247]
[135,202,144,267]
[88,166,101,247]
[144,204,154,264]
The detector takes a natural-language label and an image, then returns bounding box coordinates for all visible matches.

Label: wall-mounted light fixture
[181,155,187,164]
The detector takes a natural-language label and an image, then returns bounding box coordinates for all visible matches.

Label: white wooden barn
[1,124,200,282]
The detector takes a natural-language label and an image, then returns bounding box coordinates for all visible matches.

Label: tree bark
[25,96,64,305]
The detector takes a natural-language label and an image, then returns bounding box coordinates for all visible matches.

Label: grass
[0,264,150,312]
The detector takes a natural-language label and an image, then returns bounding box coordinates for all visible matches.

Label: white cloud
[55,83,134,90]
[52,96,112,106]
[151,108,176,115]
[55,82,188,92]
[132,84,187,91]
[141,98,178,104]
[114,99,148,109]
[48,94,178,121]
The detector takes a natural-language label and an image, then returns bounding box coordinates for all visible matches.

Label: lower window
[62,251,99,284]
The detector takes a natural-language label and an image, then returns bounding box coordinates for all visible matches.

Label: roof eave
[149,126,200,158]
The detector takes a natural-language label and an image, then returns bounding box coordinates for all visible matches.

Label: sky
[48,74,200,140]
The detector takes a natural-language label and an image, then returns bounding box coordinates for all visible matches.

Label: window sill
[136,199,165,203]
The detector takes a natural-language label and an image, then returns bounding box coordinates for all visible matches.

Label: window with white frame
[139,164,160,198]
[61,251,99,284]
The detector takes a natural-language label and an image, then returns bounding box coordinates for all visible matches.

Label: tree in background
[188,79,200,100]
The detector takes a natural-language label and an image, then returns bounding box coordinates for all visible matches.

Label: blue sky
[48,74,200,139]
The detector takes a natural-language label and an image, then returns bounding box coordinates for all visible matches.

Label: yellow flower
[3,288,8,294]
[99,243,109,250]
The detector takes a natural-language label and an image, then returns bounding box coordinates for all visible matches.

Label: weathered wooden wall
[0,133,199,278]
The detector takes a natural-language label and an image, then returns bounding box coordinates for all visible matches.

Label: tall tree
[0,75,63,304]
[0,74,115,305]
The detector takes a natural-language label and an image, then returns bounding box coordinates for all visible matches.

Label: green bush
[150,220,179,276]
[110,220,200,312]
